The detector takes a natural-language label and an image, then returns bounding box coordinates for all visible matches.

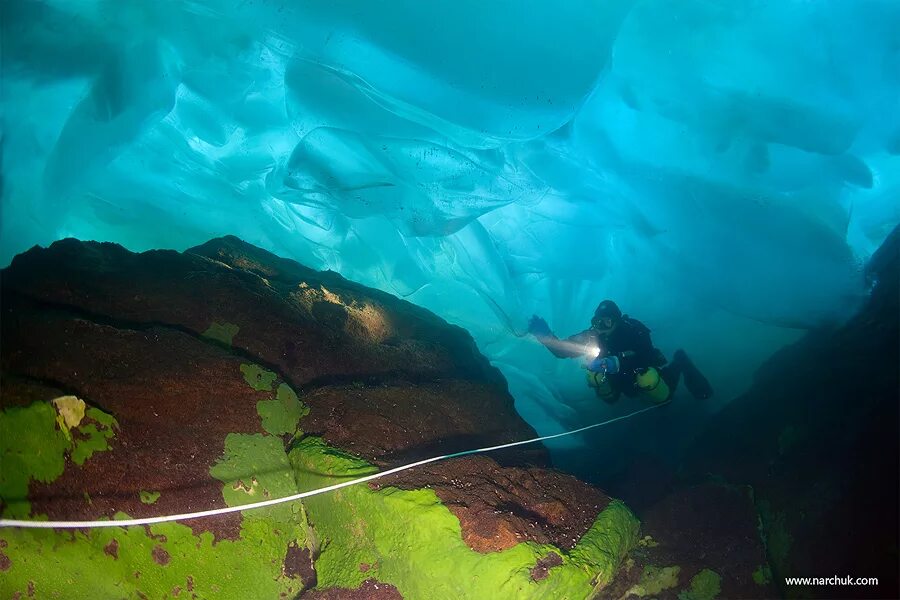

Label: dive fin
[674,350,713,400]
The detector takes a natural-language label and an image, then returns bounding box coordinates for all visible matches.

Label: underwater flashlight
[586,344,601,359]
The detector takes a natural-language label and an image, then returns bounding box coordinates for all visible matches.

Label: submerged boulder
[675,225,900,599]
[1,237,639,599]
[588,227,899,600]
[600,482,775,600]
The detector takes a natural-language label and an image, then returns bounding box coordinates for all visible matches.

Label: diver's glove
[587,356,620,374]
[527,315,552,337]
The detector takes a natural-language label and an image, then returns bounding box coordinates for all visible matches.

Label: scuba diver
[527,300,713,404]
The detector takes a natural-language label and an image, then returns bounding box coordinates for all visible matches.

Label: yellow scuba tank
[586,370,615,400]
[635,367,670,403]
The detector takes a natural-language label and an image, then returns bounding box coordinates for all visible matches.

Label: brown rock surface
[1,292,265,539]
[2,237,546,467]
[374,455,611,553]
[599,483,775,600]
[1,236,626,593]
[302,579,403,600]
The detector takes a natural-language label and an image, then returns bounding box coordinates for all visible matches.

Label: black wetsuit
[537,317,672,401]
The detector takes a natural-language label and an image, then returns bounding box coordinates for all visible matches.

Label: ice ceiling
[2,0,899,437]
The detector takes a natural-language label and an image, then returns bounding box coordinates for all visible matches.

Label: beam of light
[529,337,602,363]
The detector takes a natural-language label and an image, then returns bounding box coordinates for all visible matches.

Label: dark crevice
[298,370,484,394]
[367,431,540,468]
[2,287,300,383]
[0,370,116,416]
[494,501,552,528]
[1,288,460,397]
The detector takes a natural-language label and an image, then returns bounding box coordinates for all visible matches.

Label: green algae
[678,569,722,600]
[87,407,116,429]
[2,514,307,599]
[207,432,309,595]
[71,408,118,466]
[626,565,682,596]
[241,362,309,435]
[3,432,311,599]
[2,379,310,598]
[202,322,240,346]
[257,383,309,435]
[753,564,772,585]
[3,359,639,599]
[290,436,639,600]
[565,499,641,591]
[71,423,116,466]
[210,433,298,509]
[139,491,161,505]
[758,500,794,575]
[240,363,277,392]
[0,401,116,518]
[0,402,70,518]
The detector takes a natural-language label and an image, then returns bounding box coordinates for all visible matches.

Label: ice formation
[2,0,898,438]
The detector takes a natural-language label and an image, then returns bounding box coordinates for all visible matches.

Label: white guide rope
[0,403,664,530]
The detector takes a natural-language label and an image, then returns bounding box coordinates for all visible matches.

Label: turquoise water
[2,0,898,450]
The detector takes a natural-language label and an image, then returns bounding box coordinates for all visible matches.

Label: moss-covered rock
[625,565,682,597]
[2,513,309,599]
[1,237,641,598]
[1,400,117,519]
[752,564,772,586]
[138,491,161,505]
[678,225,900,597]
[4,236,547,466]
[1,382,310,599]
[202,321,240,346]
[601,483,775,600]
[290,436,638,599]
[258,382,309,436]
[677,569,722,600]
[2,387,638,599]
[0,401,72,519]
